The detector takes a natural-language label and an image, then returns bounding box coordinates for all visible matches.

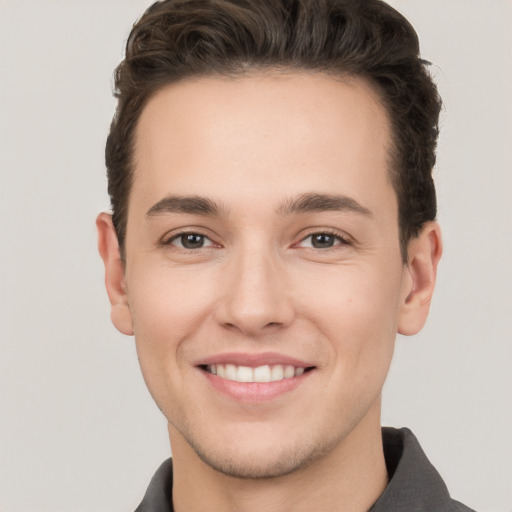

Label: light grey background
[0,1,510,511]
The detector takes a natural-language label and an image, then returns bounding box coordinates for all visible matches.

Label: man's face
[119,72,413,477]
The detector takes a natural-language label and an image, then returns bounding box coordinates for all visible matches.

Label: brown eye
[169,233,214,249]
[181,234,205,248]
[298,232,349,249]
[311,234,336,248]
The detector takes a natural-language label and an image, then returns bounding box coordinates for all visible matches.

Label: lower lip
[201,369,313,403]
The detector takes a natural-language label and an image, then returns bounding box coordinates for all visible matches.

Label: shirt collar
[370,427,454,511]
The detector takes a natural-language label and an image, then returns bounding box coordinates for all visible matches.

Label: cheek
[126,265,217,396]
[298,263,402,371]
[128,263,216,337]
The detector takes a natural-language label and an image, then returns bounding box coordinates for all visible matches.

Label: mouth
[195,353,317,402]
[201,363,314,383]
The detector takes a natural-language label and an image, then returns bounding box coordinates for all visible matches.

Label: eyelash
[162,230,351,251]
[297,230,351,249]
[163,232,218,250]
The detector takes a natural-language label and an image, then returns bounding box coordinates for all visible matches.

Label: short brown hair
[106,0,441,261]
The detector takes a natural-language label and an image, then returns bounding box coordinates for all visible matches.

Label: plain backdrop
[0,1,510,511]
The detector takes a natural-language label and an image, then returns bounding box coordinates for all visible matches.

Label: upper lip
[194,352,315,368]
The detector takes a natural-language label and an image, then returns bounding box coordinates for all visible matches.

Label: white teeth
[225,364,237,381]
[236,365,253,382]
[283,365,295,379]
[253,365,271,382]
[271,364,284,381]
[206,363,308,383]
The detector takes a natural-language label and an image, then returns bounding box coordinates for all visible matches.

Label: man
[97,0,476,510]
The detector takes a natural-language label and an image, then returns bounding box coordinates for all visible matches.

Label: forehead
[132,71,394,215]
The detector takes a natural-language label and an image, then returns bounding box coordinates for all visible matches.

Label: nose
[214,245,295,336]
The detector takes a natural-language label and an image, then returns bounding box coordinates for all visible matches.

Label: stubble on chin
[175,422,347,481]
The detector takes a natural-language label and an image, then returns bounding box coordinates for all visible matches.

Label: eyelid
[172,234,215,248]
[160,228,220,248]
[295,229,352,248]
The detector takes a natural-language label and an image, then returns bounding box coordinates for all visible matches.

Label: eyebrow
[145,192,372,219]
[278,192,373,217]
[146,195,226,218]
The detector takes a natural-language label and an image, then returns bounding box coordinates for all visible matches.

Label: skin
[97,72,442,512]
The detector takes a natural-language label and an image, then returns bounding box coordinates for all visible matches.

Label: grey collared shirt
[135,427,477,512]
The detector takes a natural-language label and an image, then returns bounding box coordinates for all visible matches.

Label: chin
[194,443,320,479]
[181,423,340,480]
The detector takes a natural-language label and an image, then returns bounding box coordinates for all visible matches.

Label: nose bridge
[217,236,294,334]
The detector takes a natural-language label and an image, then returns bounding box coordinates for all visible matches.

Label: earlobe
[96,212,134,336]
[397,222,443,336]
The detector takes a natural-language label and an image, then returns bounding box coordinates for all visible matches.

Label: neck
[170,403,388,512]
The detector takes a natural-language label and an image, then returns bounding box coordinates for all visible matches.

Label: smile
[197,354,316,402]
[205,364,308,383]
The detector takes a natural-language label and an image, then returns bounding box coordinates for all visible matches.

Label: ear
[96,212,134,336]
[398,221,443,336]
